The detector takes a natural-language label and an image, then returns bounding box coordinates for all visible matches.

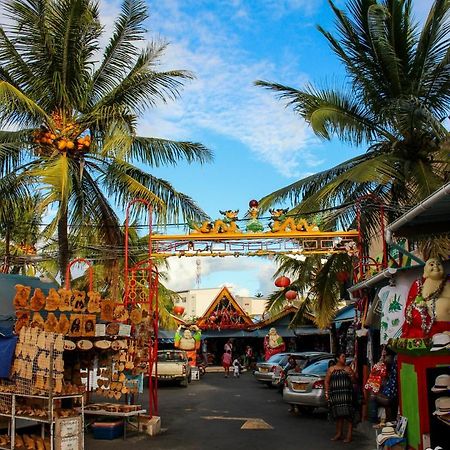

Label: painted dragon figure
[269,208,319,233]
[188,210,241,234]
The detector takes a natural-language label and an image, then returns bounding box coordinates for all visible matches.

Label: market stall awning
[333,305,355,329]
[386,182,450,239]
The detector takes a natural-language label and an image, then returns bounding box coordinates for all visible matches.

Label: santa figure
[264,327,286,360]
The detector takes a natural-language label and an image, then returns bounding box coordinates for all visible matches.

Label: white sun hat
[431,374,450,393]
[430,333,450,352]
[376,426,400,445]
[433,397,450,416]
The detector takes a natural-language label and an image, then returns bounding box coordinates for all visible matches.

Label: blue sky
[100,0,434,296]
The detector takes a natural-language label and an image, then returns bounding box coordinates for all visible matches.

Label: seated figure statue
[402,258,449,339]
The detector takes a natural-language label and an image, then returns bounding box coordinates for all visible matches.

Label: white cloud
[163,255,278,295]
[120,0,324,179]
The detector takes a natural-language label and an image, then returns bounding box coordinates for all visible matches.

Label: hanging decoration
[275,276,291,288]
[173,306,185,316]
[285,290,297,301]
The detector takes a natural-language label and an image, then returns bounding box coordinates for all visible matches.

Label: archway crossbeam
[151,230,358,257]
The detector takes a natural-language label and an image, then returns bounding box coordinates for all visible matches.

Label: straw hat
[430,333,450,352]
[431,374,450,393]
[376,426,400,445]
[433,397,450,416]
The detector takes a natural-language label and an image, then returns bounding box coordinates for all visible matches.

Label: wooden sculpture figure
[30,288,46,311]
[13,285,31,309]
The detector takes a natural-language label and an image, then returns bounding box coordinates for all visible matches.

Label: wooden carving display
[82,314,96,337]
[87,291,102,313]
[44,288,60,311]
[130,308,143,325]
[56,314,70,334]
[71,290,86,313]
[30,312,45,330]
[44,312,58,333]
[14,311,30,333]
[100,300,114,321]
[30,288,46,311]
[68,314,83,336]
[113,304,129,322]
[58,289,73,311]
[13,285,31,309]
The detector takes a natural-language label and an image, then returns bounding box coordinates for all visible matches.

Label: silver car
[253,353,290,384]
[271,352,331,388]
[283,357,352,412]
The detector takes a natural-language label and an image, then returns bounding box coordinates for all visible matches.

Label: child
[232,357,242,378]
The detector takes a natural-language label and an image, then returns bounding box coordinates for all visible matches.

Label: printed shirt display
[378,285,408,344]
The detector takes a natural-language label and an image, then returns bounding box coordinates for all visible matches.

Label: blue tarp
[0,335,18,378]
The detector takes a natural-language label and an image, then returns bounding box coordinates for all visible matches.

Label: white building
[174,288,267,320]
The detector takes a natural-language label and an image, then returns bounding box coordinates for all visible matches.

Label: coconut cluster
[33,111,91,156]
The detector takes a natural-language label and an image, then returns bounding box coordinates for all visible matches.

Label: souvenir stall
[388,258,450,450]
[0,268,156,448]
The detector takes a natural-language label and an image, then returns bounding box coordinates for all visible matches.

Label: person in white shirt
[232,358,242,378]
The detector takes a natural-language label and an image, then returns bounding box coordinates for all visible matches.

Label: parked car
[271,352,332,389]
[254,352,331,386]
[283,357,353,412]
[157,350,192,387]
[253,353,290,385]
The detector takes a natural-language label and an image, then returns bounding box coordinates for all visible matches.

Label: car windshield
[300,359,331,376]
[266,354,286,364]
[157,351,186,362]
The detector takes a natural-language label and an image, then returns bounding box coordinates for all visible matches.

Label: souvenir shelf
[0,393,84,450]
[0,328,85,450]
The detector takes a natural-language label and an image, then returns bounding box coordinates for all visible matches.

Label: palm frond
[95,43,194,114]
[90,0,148,101]
[99,159,209,223]
[0,81,50,127]
[125,136,213,166]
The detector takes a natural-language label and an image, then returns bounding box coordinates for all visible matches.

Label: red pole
[65,258,94,290]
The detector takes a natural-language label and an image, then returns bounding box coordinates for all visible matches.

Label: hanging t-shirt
[378,285,408,344]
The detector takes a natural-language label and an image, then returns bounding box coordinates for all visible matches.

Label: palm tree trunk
[58,206,70,285]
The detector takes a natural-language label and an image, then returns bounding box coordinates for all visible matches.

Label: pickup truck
[157,350,192,387]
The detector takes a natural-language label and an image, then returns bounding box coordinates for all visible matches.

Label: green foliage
[256,0,449,325]
[256,0,449,235]
[267,253,353,329]
[0,0,213,277]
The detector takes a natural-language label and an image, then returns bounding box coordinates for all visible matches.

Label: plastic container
[91,421,124,440]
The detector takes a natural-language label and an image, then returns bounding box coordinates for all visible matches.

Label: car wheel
[180,377,188,387]
[188,373,192,383]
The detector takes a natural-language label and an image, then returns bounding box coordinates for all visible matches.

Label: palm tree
[0,0,212,282]
[266,253,353,328]
[256,0,449,236]
[0,195,44,274]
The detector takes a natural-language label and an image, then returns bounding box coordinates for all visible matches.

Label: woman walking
[222,350,232,378]
[325,353,355,443]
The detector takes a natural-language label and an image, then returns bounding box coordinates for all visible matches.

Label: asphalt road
[85,372,375,450]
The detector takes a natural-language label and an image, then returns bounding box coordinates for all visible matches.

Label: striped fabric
[329,369,354,419]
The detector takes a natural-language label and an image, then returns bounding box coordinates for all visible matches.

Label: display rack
[0,393,84,450]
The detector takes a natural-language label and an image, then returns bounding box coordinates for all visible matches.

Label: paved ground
[85,371,375,450]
